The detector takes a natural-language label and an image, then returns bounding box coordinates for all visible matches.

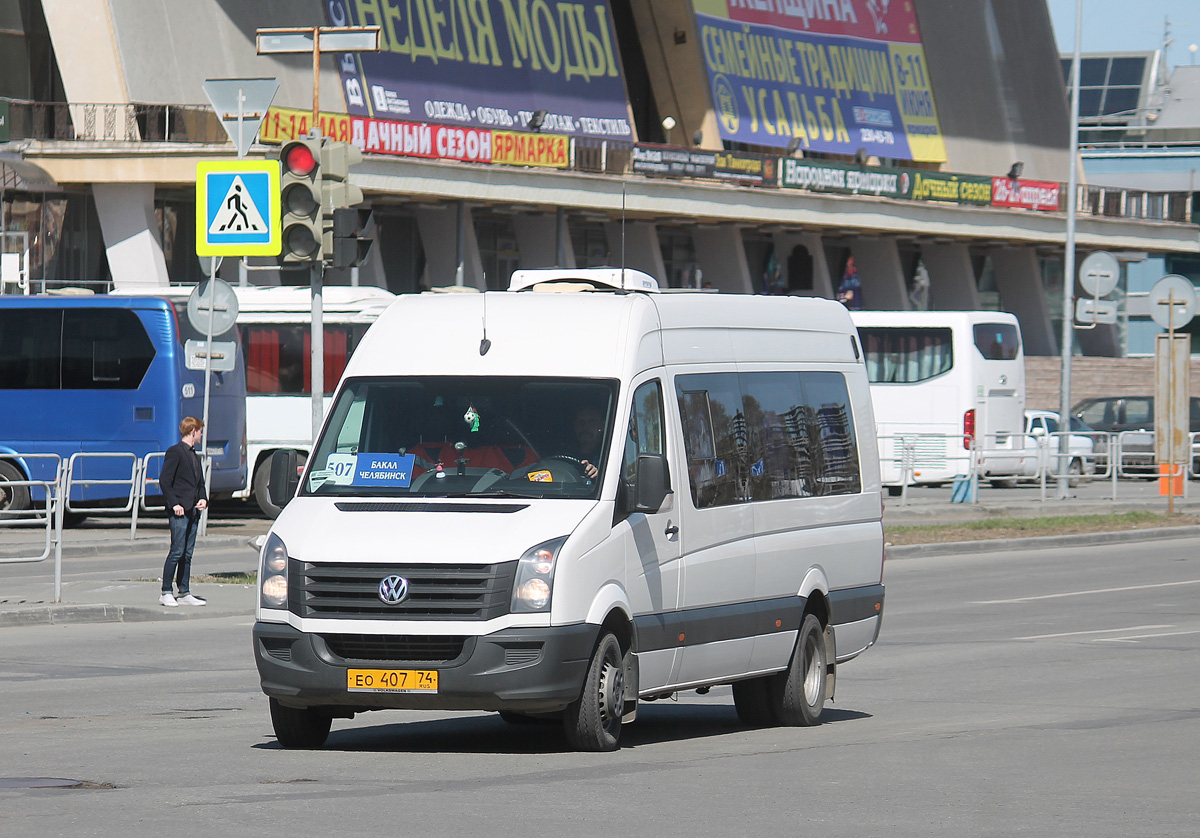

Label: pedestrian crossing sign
[195,160,281,256]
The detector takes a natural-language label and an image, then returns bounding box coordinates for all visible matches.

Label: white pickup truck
[1015,409,1095,482]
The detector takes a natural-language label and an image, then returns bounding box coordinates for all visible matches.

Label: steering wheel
[545,454,583,467]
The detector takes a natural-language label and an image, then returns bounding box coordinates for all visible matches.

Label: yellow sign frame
[195,160,281,256]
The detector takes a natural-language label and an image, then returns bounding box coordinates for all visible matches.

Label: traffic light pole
[311,262,324,445]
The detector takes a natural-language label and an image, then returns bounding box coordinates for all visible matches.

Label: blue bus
[0,294,247,514]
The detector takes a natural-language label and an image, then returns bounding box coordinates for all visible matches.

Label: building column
[512,212,575,268]
[603,221,664,282]
[94,184,170,288]
[692,225,752,293]
[991,246,1056,356]
[849,237,908,309]
[921,243,981,309]
[417,203,484,289]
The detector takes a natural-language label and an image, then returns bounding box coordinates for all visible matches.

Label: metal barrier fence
[0,449,215,601]
[880,430,1196,505]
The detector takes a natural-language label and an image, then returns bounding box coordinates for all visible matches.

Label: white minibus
[850,311,1026,492]
[253,269,886,751]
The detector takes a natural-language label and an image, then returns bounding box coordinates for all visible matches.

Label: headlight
[511,536,567,613]
[260,532,289,609]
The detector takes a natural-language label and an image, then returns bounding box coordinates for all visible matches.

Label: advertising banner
[777,157,911,198]
[324,0,633,139]
[262,106,569,168]
[991,177,1061,211]
[692,0,946,162]
[908,170,993,205]
[631,145,774,185]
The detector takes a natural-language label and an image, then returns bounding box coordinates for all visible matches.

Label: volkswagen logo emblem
[378,575,409,605]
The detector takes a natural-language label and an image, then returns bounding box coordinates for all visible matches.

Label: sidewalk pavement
[3,492,1200,628]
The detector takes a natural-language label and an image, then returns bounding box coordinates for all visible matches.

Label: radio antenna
[479,286,491,355]
[620,183,627,292]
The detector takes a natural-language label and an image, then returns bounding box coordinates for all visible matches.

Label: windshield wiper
[454,489,545,499]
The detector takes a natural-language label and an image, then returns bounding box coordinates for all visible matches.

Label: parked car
[1018,410,1095,483]
[1071,396,1200,477]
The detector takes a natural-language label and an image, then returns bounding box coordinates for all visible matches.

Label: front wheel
[0,460,31,513]
[563,632,625,751]
[768,614,828,726]
[269,698,332,749]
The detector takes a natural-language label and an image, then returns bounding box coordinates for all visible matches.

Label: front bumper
[253,621,599,714]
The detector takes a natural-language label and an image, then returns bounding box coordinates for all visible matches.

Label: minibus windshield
[302,376,619,500]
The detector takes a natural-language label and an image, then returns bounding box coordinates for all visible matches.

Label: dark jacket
[161,440,208,514]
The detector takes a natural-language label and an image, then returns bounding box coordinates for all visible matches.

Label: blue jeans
[162,510,200,595]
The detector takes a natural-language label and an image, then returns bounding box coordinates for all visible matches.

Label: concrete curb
[0,602,244,628]
[886,525,1200,559]
[0,534,262,561]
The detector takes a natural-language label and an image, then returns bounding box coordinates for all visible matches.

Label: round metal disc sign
[1147,274,1197,330]
[187,278,239,335]
[1078,251,1119,298]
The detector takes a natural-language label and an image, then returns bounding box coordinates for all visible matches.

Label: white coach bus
[235,286,395,516]
[849,310,1026,493]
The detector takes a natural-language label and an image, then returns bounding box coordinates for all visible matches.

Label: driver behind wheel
[572,406,604,479]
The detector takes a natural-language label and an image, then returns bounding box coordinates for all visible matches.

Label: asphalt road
[2,536,1198,837]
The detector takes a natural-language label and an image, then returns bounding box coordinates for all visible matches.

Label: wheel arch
[585,582,633,654]
[798,566,831,628]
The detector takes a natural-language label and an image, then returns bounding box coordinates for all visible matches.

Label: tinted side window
[622,380,668,492]
[62,309,156,389]
[973,323,1021,360]
[676,370,861,507]
[677,372,745,508]
[1124,398,1153,426]
[859,327,953,383]
[0,309,62,389]
[802,372,862,495]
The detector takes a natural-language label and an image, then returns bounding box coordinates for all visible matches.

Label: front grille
[290,559,518,620]
[321,633,467,663]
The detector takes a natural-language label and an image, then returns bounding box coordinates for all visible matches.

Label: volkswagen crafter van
[254,269,885,751]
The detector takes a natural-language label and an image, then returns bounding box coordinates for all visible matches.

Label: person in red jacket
[159,417,209,607]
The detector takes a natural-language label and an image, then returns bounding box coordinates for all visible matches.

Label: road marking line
[1094,629,1200,643]
[972,579,1200,605]
[1013,624,1173,640]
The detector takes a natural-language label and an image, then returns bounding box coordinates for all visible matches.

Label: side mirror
[268,449,300,509]
[632,453,669,513]
[1031,426,1046,437]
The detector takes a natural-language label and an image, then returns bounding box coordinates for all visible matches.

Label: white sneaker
[160,593,179,607]
[177,594,207,606]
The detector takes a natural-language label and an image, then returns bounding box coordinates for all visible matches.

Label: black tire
[1067,458,1083,488]
[732,677,776,727]
[269,698,332,749]
[0,461,31,513]
[886,486,903,497]
[253,452,305,519]
[563,632,625,751]
[768,614,828,727]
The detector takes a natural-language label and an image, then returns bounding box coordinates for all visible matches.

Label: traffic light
[277,135,324,262]
[332,207,374,268]
[319,141,364,261]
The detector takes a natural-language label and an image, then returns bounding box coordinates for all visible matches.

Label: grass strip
[886,511,1200,545]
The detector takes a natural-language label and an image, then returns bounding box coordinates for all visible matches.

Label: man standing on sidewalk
[159,417,208,607]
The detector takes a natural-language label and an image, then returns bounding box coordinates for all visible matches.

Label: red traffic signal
[281,141,319,177]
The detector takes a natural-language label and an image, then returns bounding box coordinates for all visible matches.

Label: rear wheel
[563,632,625,751]
[269,698,332,749]
[0,461,31,513]
[768,614,828,726]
